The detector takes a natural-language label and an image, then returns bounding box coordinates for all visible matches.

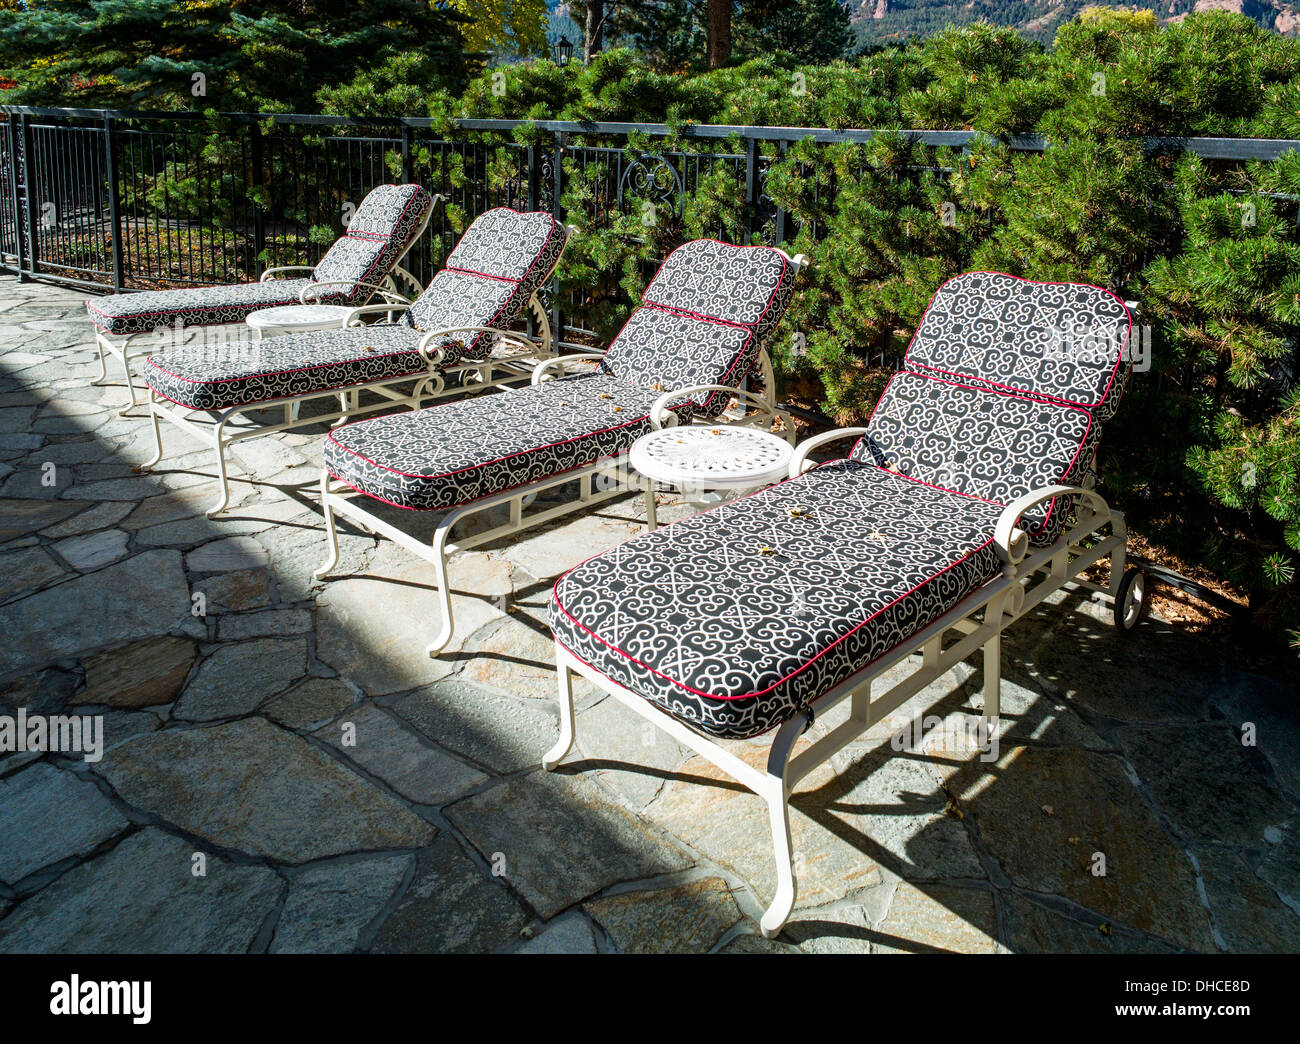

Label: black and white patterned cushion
[86,279,324,337]
[401,270,525,366]
[443,207,564,282]
[345,183,433,242]
[87,184,433,336]
[642,240,795,341]
[324,239,795,509]
[311,183,433,302]
[403,208,566,362]
[324,373,688,510]
[146,326,428,411]
[597,240,792,415]
[852,372,1098,543]
[906,271,1132,422]
[550,460,1003,739]
[599,306,755,415]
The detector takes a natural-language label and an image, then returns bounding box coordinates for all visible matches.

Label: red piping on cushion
[642,239,789,328]
[639,301,752,331]
[902,271,1132,413]
[552,522,998,705]
[445,266,519,284]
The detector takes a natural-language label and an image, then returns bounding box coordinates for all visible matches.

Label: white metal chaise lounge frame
[138,212,573,517]
[540,272,1145,938]
[87,185,438,414]
[546,458,1138,937]
[313,244,809,656]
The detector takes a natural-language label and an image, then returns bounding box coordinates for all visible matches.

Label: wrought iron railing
[4,105,1300,351]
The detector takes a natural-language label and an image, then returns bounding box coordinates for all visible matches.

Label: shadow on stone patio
[1,275,1297,954]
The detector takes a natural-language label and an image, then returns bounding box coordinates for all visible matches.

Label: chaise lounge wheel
[1113,567,1146,633]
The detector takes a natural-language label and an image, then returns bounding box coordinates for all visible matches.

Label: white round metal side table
[245,303,355,339]
[629,425,794,530]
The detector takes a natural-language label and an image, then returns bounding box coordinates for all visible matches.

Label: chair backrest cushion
[852,272,1132,544]
[600,240,794,414]
[403,208,566,363]
[906,271,1131,422]
[853,372,1097,538]
[311,183,433,304]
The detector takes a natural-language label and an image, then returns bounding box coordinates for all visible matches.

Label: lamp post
[552,35,574,67]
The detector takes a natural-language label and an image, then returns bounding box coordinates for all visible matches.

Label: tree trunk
[706,0,732,68]
[584,0,604,63]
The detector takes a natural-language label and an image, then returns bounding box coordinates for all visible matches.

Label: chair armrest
[994,485,1112,565]
[300,280,411,306]
[260,266,315,282]
[788,427,869,479]
[649,384,772,430]
[416,326,534,365]
[773,248,811,272]
[343,303,412,326]
[531,352,605,385]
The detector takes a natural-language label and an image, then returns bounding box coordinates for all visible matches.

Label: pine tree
[737,0,852,63]
[0,1,472,110]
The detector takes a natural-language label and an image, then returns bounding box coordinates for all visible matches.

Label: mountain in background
[544,1,1300,55]
[844,0,1300,47]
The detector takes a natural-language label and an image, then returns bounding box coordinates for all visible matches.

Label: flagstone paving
[0,275,1298,953]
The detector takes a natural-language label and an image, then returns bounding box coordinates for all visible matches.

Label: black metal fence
[4,105,1300,348]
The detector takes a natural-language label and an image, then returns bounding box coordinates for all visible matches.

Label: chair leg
[140,396,165,470]
[759,714,805,938]
[423,518,457,656]
[1109,511,1128,597]
[760,785,799,938]
[313,473,342,580]
[983,630,1001,722]
[543,655,577,770]
[115,344,142,416]
[205,419,234,517]
[91,333,110,386]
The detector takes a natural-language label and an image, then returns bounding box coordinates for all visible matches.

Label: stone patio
[1,274,1298,953]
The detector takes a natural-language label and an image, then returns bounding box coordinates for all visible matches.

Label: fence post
[526,143,539,211]
[401,124,413,184]
[774,140,788,246]
[250,121,266,278]
[6,115,26,280]
[744,136,759,242]
[550,130,565,344]
[20,113,38,276]
[103,114,124,292]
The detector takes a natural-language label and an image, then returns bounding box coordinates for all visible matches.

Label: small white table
[245,304,357,423]
[245,303,354,339]
[630,425,794,530]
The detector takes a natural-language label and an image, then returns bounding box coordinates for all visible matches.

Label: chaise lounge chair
[543,271,1144,937]
[314,239,806,654]
[86,183,436,413]
[138,207,569,515]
